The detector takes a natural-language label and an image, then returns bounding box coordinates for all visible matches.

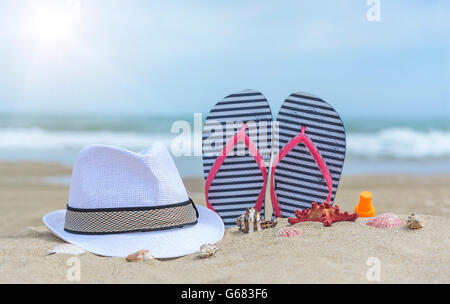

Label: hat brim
[43,205,224,258]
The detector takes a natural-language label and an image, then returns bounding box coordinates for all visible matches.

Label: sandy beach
[0,162,449,283]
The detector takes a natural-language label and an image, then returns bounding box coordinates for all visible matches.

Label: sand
[0,162,449,283]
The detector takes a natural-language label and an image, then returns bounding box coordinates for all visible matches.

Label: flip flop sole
[202,90,273,227]
[273,92,346,217]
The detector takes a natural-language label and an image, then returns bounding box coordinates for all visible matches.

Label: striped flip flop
[202,90,273,227]
[270,92,346,218]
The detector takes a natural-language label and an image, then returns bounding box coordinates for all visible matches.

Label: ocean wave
[1,127,450,160]
[348,128,450,159]
[0,128,173,151]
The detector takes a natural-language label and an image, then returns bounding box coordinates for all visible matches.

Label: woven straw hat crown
[68,143,189,209]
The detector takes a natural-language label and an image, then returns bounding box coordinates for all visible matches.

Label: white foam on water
[0,127,173,150]
[348,128,450,159]
[1,127,450,161]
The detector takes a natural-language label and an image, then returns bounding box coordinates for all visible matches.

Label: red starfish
[288,202,358,227]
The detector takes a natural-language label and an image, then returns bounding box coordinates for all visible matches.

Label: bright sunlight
[31,9,72,43]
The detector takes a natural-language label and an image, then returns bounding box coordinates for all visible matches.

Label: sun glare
[31,9,72,43]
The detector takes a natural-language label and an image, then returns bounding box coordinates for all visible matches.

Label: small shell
[126,250,154,262]
[236,208,262,233]
[235,214,245,231]
[48,243,86,255]
[366,213,403,228]
[275,227,303,237]
[261,219,278,229]
[235,208,278,233]
[407,213,423,229]
[198,244,219,258]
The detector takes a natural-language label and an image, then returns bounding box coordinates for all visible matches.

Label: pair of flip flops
[202,90,346,227]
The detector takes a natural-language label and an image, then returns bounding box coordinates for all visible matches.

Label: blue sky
[0,0,449,117]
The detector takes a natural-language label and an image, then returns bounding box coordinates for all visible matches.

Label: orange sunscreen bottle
[355,191,375,217]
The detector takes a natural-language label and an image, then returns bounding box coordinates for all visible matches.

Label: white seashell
[48,243,86,255]
[126,250,154,262]
[198,244,219,258]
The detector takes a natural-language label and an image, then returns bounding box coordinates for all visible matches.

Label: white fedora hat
[43,143,224,258]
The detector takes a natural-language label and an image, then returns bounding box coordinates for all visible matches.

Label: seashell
[261,219,278,229]
[235,208,277,233]
[235,214,245,231]
[366,213,403,228]
[126,250,154,262]
[407,213,423,229]
[198,244,219,258]
[48,243,86,255]
[275,227,303,237]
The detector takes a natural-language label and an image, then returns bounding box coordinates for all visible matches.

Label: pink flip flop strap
[270,126,333,218]
[205,123,267,213]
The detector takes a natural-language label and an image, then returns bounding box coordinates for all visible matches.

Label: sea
[1,113,450,177]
